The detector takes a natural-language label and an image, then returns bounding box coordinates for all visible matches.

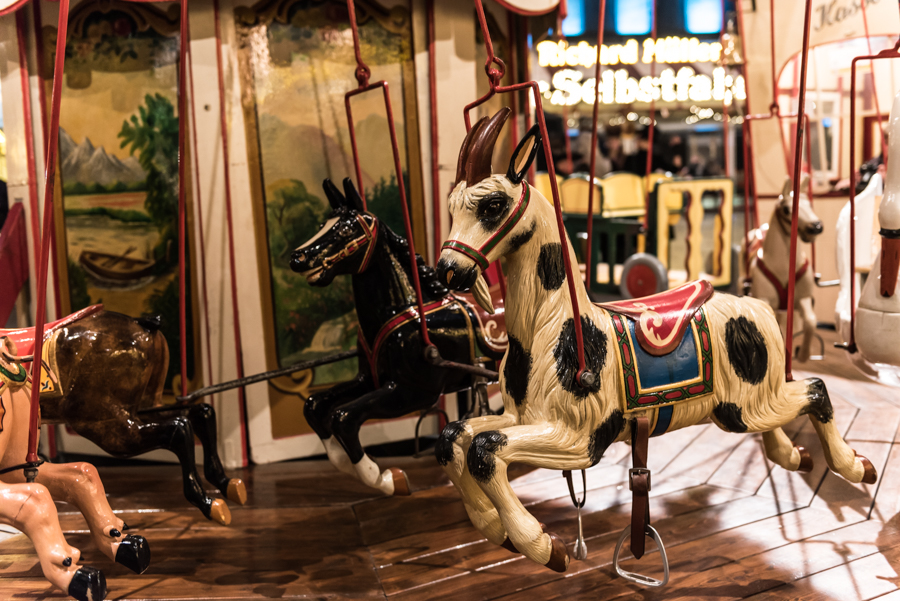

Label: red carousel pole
[344,0,434,350]
[584,0,607,285]
[176,0,189,398]
[466,0,594,388]
[25,0,70,475]
[643,0,657,225]
[783,0,813,381]
[427,0,441,264]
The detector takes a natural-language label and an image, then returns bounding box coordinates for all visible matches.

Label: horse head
[774,175,822,243]
[290,178,378,286]
[436,107,542,313]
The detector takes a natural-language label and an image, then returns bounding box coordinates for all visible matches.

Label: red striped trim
[357,298,455,386]
[756,253,808,311]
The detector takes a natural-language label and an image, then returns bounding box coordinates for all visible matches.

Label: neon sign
[536,37,724,69]
[540,67,746,106]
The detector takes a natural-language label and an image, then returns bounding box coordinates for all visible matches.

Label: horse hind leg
[329,383,412,495]
[796,378,877,484]
[187,403,247,505]
[762,427,813,472]
[5,462,151,574]
[0,481,106,601]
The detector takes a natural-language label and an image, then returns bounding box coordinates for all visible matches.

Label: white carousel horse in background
[834,171,891,382]
[747,176,824,362]
[836,88,900,383]
[434,107,875,574]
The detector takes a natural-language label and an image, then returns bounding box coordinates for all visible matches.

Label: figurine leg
[0,480,106,600]
[470,423,591,573]
[762,427,811,472]
[742,377,874,484]
[796,296,817,362]
[329,383,423,495]
[186,403,246,505]
[4,462,150,574]
[66,416,230,525]
[435,414,517,547]
[305,375,371,478]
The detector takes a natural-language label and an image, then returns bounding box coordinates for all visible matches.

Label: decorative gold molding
[235,0,407,34]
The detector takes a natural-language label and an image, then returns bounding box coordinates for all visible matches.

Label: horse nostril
[446,269,455,284]
[294,252,305,263]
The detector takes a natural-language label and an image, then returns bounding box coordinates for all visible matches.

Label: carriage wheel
[620,253,668,299]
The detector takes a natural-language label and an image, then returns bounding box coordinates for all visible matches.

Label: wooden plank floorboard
[3,331,899,600]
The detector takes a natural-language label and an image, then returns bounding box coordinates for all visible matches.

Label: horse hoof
[500,537,519,553]
[115,534,151,574]
[501,522,547,555]
[226,479,248,505]
[390,468,411,496]
[856,452,878,484]
[795,446,813,472]
[108,528,121,539]
[545,532,570,573]
[121,522,131,531]
[68,567,107,601]
[209,499,232,526]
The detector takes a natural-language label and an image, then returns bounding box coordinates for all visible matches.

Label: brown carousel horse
[0,337,149,601]
[5,305,244,525]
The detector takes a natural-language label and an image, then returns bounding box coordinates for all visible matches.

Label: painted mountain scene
[242,0,418,390]
[50,2,193,388]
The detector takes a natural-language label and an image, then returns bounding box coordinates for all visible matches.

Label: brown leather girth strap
[630,416,651,560]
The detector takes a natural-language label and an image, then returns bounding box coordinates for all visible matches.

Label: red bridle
[441,184,531,271]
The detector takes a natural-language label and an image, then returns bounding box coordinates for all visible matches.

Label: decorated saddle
[0,304,103,397]
[599,281,715,436]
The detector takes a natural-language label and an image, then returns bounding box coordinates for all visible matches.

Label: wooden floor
[3,329,900,600]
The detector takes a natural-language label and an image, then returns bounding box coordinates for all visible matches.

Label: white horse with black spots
[434,107,877,573]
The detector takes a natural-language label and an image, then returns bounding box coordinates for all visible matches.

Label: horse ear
[800,173,811,194]
[323,179,346,211]
[781,177,793,200]
[342,177,366,212]
[507,125,541,185]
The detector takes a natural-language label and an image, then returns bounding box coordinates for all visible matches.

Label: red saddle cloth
[0,305,103,358]
[598,281,714,356]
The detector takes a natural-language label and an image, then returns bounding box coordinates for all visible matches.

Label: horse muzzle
[437,256,495,314]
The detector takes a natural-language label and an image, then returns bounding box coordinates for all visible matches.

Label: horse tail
[137,314,162,333]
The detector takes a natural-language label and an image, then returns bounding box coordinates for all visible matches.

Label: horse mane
[376,218,449,300]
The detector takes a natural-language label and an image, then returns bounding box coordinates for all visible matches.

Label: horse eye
[339,224,354,236]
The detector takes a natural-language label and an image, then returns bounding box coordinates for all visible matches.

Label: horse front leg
[330,382,416,495]
[796,296,817,362]
[305,374,372,478]
[435,413,517,547]
[186,403,247,505]
[470,423,593,573]
[4,462,150,574]
[0,480,106,601]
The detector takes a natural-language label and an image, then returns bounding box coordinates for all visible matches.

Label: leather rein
[441,184,530,271]
[320,213,378,274]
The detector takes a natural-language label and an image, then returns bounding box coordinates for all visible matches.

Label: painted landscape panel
[241,0,417,390]
[51,2,193,389]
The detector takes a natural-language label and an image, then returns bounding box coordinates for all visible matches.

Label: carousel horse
[10,306,243,525]
[435,107,876,573]
[0,337,150,601]
[834,171,890,382]
[841,88,900,379]
[746,175,823,362]
[290,178,507,495]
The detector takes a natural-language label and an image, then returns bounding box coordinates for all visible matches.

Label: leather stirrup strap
[630,416,651,560]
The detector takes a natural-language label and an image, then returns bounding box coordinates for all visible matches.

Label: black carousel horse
[290,178,507,495]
